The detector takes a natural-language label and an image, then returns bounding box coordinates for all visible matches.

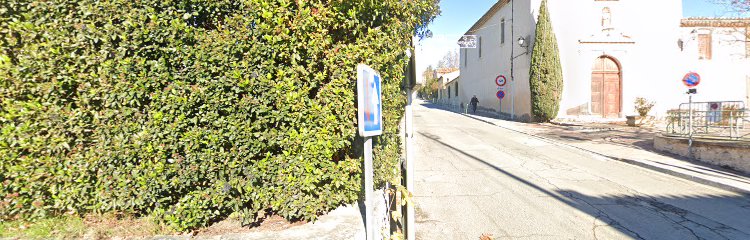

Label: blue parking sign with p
[357,64,383,137]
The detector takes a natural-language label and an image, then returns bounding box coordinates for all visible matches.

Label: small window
[448,86,451,99]
[500,19,506,44]
[698,33,712,60]
[478,36,482,59]
[463,48,468,66]
[455,83,459,96]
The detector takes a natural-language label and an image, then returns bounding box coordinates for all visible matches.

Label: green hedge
[0,0,438,231]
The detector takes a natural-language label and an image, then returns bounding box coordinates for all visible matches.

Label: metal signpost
[496,75,507,112]
[357,64,383,240]
[683,72,700,156]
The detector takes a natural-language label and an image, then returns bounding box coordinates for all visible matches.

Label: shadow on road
[417,100,750,192]
[417,131,750,239]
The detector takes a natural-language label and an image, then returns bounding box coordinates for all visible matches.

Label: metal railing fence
[665,101,750,140]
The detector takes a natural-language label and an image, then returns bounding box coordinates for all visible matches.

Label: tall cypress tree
[529,0,563,122]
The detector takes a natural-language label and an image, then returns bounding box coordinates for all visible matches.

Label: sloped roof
[462,0,511,36]
[446,76,460,85]
[439,71,460,86]
[436,68,459,74]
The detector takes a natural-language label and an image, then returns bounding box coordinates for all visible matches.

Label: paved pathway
[413,101,750,240]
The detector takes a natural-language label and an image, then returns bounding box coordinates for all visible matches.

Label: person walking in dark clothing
[470,95,479,114]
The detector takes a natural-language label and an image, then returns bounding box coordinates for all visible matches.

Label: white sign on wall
[458,35,478,48]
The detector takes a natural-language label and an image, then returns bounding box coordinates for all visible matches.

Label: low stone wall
[654,134,750,174]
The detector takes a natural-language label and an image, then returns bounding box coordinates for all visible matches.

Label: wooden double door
[591,56,621,118]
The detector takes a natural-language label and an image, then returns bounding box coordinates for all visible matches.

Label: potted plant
[628,97,655,126]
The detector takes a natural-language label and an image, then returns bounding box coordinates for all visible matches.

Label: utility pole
[510,0,515,119]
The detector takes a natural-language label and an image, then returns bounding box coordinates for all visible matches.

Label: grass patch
[0,216,86,239]
[0,214,175,239]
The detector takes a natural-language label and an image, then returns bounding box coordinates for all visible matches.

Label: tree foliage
[713,0,750,14]
[419,65,439,99]
[437,50,459,69]
[0,0,438,231]
[528,0,563,122]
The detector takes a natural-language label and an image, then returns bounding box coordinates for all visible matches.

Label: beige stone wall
[655,135,750,174]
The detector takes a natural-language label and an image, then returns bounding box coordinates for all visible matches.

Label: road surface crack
[630,194,740,240]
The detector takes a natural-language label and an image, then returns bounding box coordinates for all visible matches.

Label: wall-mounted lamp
[518,36,529,53]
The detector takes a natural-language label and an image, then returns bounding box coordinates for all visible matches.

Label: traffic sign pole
[363,137,374,240]
[405,89,415,240]
[686,92,696,157]
[357,64,383,239]
[682,72,700,158]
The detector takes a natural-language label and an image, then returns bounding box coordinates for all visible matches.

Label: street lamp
[517,36,529,53]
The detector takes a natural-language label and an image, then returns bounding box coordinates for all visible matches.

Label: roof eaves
[681,17,750,28]
[461,0,511,38]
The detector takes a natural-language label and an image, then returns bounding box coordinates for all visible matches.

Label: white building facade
[457,0,750,121]
[435,70,461,106]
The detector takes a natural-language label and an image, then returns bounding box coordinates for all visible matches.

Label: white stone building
[456,0,750,121]
[435,70,460,105]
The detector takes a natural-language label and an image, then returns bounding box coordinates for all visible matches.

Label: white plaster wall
[677,27,750,108]
[459,0,535,120]
[459,0,746,121]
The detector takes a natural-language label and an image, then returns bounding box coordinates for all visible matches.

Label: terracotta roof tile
[681,17,750,28]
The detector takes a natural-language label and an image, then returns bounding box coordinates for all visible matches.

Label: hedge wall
[0,0,438,231]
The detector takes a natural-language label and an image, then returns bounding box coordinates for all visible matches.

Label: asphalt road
[412,101,750,240]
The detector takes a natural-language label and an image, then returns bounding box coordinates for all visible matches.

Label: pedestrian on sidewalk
[470,95,479,114]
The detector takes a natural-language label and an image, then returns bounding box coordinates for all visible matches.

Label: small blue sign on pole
[357,64,383,137]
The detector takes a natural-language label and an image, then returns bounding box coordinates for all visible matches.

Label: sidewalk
[428,101,750,195]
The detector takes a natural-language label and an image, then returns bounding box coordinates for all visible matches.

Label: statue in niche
[602,7,612,30]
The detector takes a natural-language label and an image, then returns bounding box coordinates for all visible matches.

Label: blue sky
[416,0,746,75]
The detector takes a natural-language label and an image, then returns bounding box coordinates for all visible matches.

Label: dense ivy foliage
[529,0,563,122]
[0,0,438,231]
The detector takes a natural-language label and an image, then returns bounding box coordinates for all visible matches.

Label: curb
[425,103,750,196]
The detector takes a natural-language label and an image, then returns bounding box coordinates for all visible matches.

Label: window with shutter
[478,36,482,59]
[501,19,505,44]
[698,33,712,60]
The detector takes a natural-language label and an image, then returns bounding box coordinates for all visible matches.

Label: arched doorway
[591,56,621,118]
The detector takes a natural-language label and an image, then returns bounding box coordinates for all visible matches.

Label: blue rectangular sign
[357,64,383,137]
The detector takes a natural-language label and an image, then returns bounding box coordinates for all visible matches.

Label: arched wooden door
[591,56,621,118]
